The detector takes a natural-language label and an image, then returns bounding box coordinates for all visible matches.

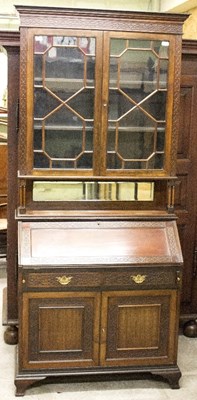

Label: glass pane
[34,87,60,119]
[45,47,84,80]
[107,153,122,169]
[79,37,96,56]
[119,50,157,95]
[34,153,50,168]
[48,87,78,103]
[34,54,43,82]
[118,131,154,159]
[34,129,42,150]
[44,106,83,126]
[141,91,166,121]
[34,36,52,52]
[159,60,168,89]
[45,130,83,158]
[158,41,169,58]
[53,36,77,46]
[107,130,116,152]
[107,37,169,171]
[153,153,164,169]
[109,90,134,120]
[128,39,151,49]
[85,130,93,150]
[157,127,165,151]
[124,161,147,169]
[52,159,74,169]
[33,181,154,201]
[110,39,126,55]
[68,88,95,119]
[77,153,93,168]
[119,108,155,128]
[33,34,96,171]
[86,56,95,81]
[148,153,164,169]
[109,58,118,88]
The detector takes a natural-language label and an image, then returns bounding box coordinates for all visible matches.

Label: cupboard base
[15,363,181,396]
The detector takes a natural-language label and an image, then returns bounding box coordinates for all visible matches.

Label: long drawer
[19,266,182,291]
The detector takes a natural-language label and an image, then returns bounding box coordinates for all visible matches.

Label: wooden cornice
[182,39,197,54]
[0,31,20,47]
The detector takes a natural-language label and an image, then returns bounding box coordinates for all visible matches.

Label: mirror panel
[33,181,154,202]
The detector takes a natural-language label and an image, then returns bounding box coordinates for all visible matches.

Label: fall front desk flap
[18,220,183,266]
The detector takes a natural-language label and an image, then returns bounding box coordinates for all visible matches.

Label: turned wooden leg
[183,319,197,338]
[4,325,18,345]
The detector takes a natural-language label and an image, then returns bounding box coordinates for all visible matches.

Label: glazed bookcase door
[101,31,175,178]
[20,29,176,179]
[22,29,103,177]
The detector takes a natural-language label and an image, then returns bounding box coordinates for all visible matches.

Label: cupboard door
[20,28,178,180]
[21,29,103,176]
[19,291,101,370]
[101,32,176,178]
[100,290,179,367]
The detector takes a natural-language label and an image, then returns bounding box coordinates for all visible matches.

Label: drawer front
[104,267,181,289]
[20,266,181,291]
[20,269,102,289]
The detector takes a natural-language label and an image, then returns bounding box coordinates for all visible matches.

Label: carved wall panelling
[176,39,197,337]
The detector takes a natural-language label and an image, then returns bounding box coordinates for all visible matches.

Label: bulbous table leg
[4,325,18,345]
[183,319,197,338]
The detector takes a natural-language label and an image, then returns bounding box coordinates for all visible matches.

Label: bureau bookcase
[14,6,186,396]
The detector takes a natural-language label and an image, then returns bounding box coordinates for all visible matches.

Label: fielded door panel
[19,291,101,371]
[100,290,179,367]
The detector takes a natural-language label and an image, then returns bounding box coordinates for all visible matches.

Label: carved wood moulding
[171,35,182,176]
[0,31,20,47]
[182,39,197,54]
[16,6,187,34]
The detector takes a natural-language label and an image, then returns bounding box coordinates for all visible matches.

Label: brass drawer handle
[131,274,147,284]
[56,276,73,285]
